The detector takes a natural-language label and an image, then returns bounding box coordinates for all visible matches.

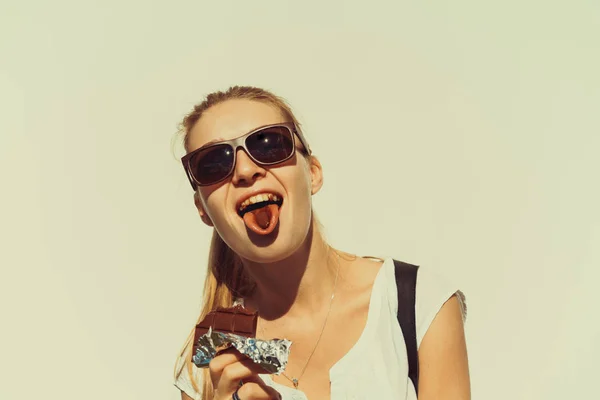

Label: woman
[173,86,470,400]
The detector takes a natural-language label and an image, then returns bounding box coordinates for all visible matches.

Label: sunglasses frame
[181,122,312,189]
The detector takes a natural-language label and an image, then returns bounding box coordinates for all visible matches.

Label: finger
[208,348,250,384]
[217,358,270,394]
[210,349,272,387]
[215,346,240,357]
[237,381,282,400]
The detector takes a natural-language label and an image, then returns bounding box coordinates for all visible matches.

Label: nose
[231,148,266,186]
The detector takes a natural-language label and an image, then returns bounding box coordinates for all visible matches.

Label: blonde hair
[173,86,312,399]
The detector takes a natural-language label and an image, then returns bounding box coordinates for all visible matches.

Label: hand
[209,348,282,400]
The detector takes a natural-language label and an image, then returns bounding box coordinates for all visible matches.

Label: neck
[242,220,339,321]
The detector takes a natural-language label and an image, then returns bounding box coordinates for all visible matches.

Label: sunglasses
[181,122,312,189]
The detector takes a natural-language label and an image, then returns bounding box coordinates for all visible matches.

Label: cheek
[199,188,228,221]
[286,169,314,217]
[287,160,312,191]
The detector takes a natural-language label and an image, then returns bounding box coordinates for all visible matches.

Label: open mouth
[237,193,283,217]
[236,192,284,235]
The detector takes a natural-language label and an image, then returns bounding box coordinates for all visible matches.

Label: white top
[174,257,467,399]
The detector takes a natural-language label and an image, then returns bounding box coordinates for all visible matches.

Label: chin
[224,223,308,264]
[242,248,293,264]
[240,232,303,264]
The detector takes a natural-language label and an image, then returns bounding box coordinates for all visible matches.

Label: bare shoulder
[338,254,384,295]
[357,256,385,280]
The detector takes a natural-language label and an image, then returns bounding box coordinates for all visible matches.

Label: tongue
[242,204,280,235]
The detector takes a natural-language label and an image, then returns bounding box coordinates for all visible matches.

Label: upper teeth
[238,193,280,212]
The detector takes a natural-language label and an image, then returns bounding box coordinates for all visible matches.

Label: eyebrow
[199,137,226,148]
[197,122,289,149]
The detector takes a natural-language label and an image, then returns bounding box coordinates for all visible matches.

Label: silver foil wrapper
[192,327,292,374]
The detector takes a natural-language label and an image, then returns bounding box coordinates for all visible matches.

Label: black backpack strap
[393,259,420,396]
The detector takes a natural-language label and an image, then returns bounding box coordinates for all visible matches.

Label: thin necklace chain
[273,252,341,389]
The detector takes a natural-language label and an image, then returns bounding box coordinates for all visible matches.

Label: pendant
[292,378,299,388]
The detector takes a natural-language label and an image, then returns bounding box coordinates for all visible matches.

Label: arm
[181,392,194,400]
[417,295,471,400]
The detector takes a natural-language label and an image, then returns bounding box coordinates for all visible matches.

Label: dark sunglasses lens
[189,144,234,185]
[246,126,294,164]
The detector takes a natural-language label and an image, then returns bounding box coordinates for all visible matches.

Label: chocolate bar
[190,305,292,372]
[193,305,257,355]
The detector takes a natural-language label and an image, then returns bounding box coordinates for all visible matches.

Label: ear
[308,155,324,195]
[193,192,214,227]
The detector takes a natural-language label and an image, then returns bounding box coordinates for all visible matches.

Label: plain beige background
[1,1,598,399]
